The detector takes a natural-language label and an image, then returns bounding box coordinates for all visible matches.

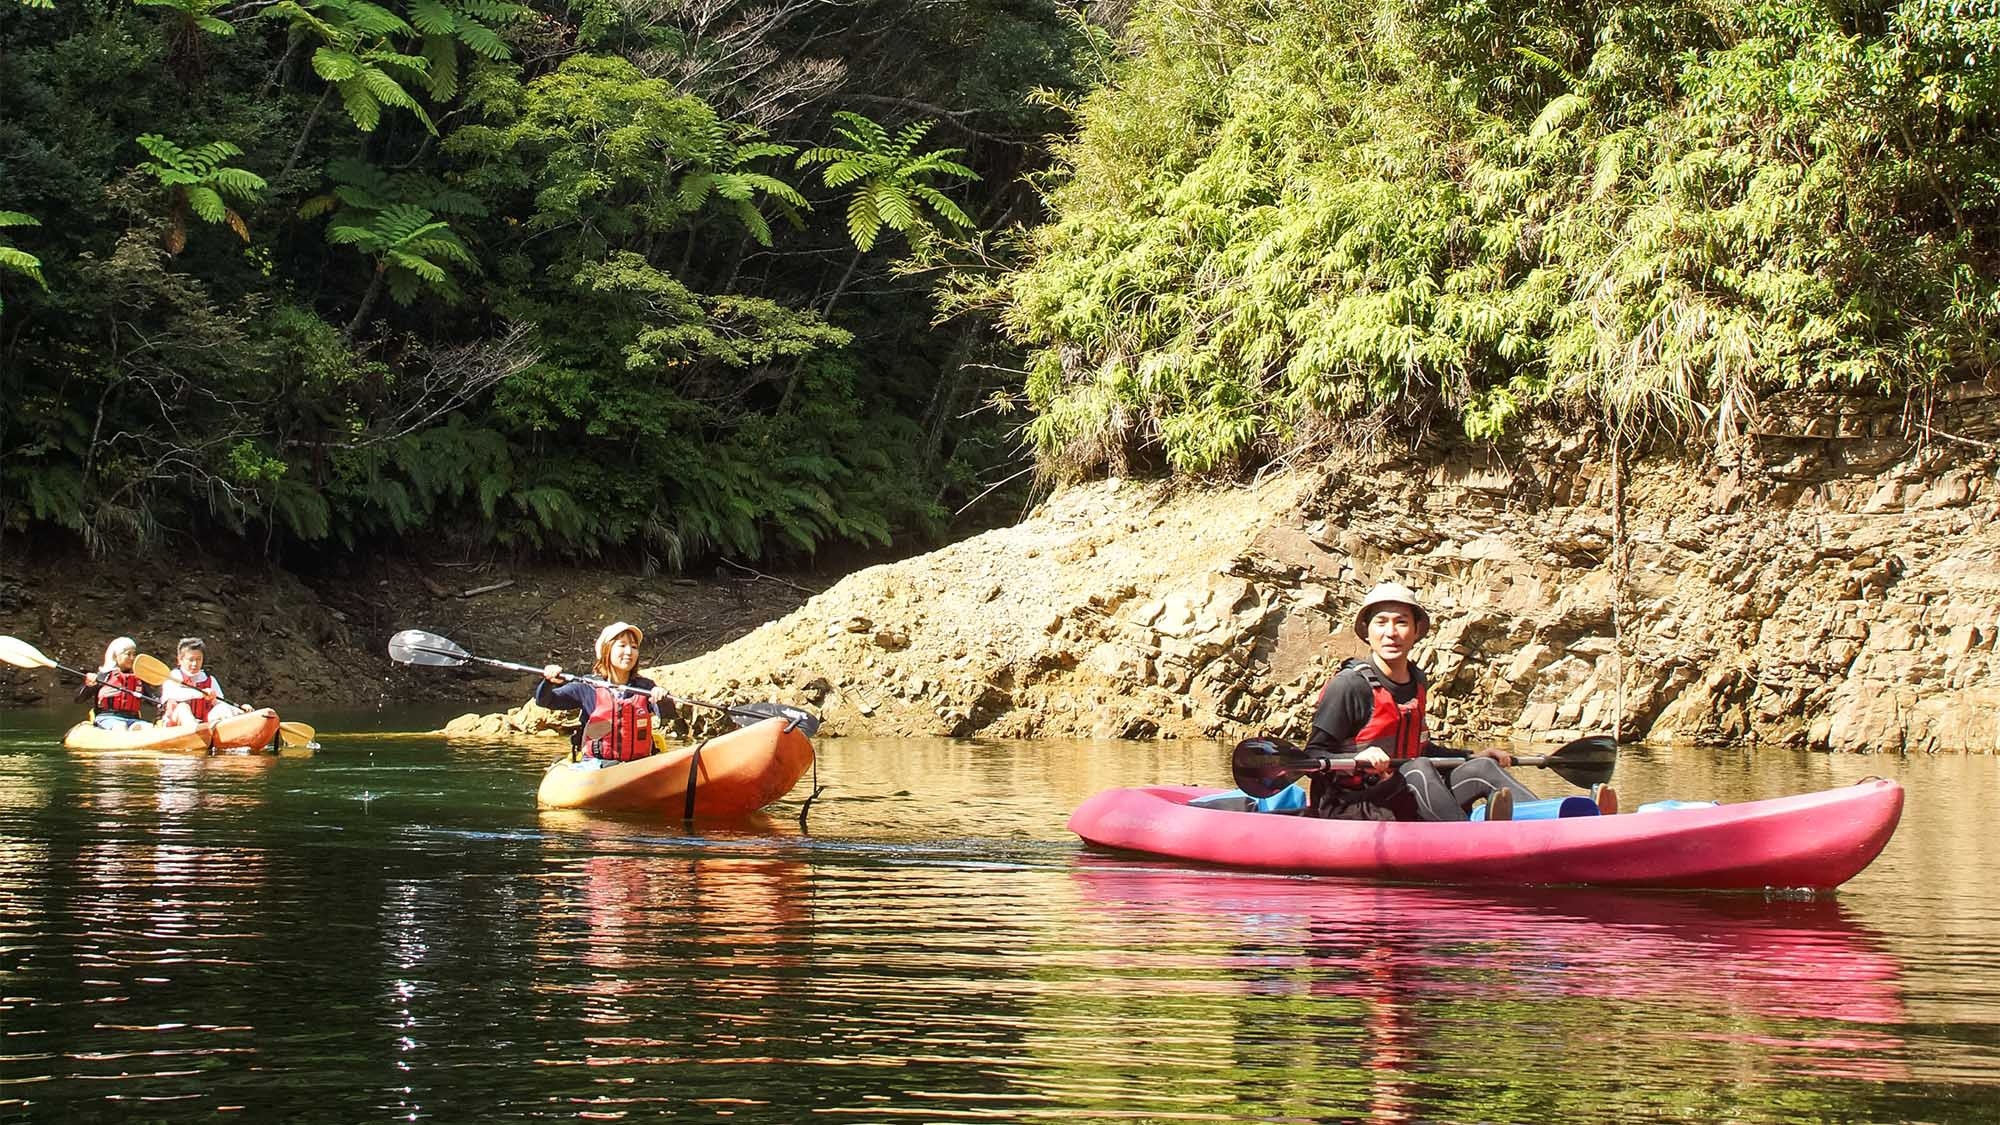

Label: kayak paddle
[387,628,822,736]
[132,653,319,749]
[0,635,163,707]
[1232,734,1617,798]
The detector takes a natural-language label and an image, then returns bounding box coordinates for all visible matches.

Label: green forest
[0,0,1100,565]
[3,0,1996,565]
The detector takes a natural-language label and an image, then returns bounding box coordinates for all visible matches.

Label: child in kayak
[78,636,153,730]
[537,622,674,766]
[158,637,242,727]
[1302,582,1537,822]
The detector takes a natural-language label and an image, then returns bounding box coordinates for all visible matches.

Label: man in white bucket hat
[1299,582,1535,821]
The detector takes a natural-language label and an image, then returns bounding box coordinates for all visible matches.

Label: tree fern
[0,211,47,315]
[133,134,267,252]
[797,111,979,253]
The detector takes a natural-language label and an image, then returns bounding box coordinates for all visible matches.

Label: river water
[1,708,1996,1122]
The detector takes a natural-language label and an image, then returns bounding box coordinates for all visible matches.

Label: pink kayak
[1067,778,1904,891]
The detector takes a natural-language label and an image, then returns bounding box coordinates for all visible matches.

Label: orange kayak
[62,708,283,754]
[537,716,814,817]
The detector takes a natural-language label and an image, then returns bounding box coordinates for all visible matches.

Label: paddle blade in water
[1232,736,1314,799]
[387,629,472,667]
[0,636,58,669]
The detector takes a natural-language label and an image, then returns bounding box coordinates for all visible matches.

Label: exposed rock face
[640,384,2000,752]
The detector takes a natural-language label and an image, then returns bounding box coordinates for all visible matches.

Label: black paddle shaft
[385,629,820,735]
[57,662,162,707]
[1232,735,1615,797]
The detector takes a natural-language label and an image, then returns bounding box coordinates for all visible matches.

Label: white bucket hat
[1353,582,1430,641]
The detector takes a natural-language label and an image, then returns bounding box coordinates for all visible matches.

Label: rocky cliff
[455,384,2000,753]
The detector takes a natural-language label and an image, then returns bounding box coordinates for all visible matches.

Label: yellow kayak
[537,716,813,816]
[62,708,284,753]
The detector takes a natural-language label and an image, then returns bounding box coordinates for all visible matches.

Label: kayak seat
[1471,796,1600,821]
[1635,799,1722,814]
[1191,786,1308,814]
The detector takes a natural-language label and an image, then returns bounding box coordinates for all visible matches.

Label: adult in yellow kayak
[157,637,243,727]
[77,636,154,731]
[537,622,674,766]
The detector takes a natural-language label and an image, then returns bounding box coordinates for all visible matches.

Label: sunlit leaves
[263,1,433,132]
[133,134,267,251]
[447,55,801,246]
[327,202,475,306]
[0,211,48,315]
[797,111,979,252]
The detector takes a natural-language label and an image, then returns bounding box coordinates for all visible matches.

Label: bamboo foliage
[1003,0,2000,477]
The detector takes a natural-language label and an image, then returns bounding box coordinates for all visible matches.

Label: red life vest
[170,671,218,723]
[1319,659,1426,759]
[96,671,146,716]
[581,685,654,762]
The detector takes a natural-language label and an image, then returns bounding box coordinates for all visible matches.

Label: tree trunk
[778,248,867,411]
[345,263,387,342]
[919,322,979,471]
[821,247,864,318]
[719,232,750,292]
[280,87,335,180]
[263,31,304,97]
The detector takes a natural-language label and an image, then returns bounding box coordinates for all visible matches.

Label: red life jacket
[96,670,146,716]
[1319,659,1426,759]
[581,685,654,762]
[170,671,218,723]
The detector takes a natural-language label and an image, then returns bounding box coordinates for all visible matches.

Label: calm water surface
[1,707,1996,1122]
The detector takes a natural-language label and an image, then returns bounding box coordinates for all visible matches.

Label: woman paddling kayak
[77,636,153,731]
[537,622,675,765]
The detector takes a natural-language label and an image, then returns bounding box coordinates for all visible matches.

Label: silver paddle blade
[387,629,472,667]
[730,702,821,737]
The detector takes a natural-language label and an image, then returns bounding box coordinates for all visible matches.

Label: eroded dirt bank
[460,383,2000,753]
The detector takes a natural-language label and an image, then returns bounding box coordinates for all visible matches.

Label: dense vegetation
[1001,0,2000,477]
[9,1,1995,562]
[0,0,1097,564]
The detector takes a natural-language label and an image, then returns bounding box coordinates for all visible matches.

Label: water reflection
[1061,863,1911,1116]
[1,713,1996,1123]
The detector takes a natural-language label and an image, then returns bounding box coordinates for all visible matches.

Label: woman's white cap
[595,621,644,661]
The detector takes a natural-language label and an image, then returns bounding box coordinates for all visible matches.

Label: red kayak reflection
[1070,858,1908,1084]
